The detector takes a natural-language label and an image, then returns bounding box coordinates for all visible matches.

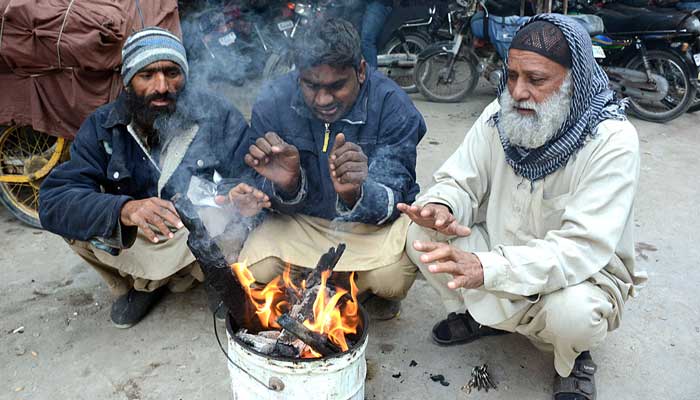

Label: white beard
[498,73,573,149]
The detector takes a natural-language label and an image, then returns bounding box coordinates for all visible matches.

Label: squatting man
[39,27,251,328]
[400,15,647,400]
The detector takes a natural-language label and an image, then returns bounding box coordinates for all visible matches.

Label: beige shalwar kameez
[406,101,647,376]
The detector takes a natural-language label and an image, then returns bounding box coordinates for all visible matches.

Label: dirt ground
[1,82,699,400]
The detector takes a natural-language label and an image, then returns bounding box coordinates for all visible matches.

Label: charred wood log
[277,314,341,357]
[172,194,262,332]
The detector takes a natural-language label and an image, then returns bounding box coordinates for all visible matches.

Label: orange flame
[230,262,360,358]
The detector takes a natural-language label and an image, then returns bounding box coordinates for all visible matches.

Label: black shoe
[359,293,401,321]
[206,288,227,321]
[553,351,597,400]
[431,310,510,346]
[110,287,167,329]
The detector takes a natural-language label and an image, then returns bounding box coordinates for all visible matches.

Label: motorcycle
[576,2,700,122]
[413,0,495,102]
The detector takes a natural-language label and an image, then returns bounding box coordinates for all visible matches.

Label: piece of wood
[235,330,278,354]
[277,314,341,356]
[172,194,263,332]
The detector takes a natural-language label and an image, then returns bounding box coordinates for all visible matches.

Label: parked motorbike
[375,4,449,93]
[413,0,492,102]
[577,2,700,122]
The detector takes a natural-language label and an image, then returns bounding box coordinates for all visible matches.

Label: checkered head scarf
[492,14,626,182]
[121,27,189,86]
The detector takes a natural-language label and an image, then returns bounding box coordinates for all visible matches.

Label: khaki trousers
[68,229,203,296]
[248,254,417,301]
[406,223,617,377]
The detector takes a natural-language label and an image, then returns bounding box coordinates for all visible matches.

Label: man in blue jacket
[39,27,256,328]
[235,19,426,319]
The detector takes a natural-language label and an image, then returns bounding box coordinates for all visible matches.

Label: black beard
[125,87,180,130]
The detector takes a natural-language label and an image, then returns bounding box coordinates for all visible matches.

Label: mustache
[513,101,538,112]
[145,91,177,105]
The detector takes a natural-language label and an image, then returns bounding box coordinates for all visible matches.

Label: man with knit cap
[39,27,253,328]
[401,15,647,399]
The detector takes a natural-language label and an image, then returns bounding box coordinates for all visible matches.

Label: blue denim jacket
[249,69,426,225]
[39,90,249,246]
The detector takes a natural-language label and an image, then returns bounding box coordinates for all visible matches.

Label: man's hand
[244,132,301,194]
[120,198,183,243]
[397,202,471,236]
[214,183,271,217]
[412,240,484,289]
[329,133,368,207]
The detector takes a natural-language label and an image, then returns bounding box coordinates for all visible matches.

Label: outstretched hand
[244,131,301,194]
[215,183,270,217]
[412,240,484,289]
[397,202,471,237]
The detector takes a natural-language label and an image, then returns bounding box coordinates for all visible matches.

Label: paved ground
[1,81,699,400]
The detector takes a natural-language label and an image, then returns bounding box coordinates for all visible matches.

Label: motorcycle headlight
[295,3,310,16]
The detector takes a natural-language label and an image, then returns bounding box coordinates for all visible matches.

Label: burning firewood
[230,243,360,359]
[276,314,341,356]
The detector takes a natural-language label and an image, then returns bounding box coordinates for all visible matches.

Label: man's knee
[540,283,613,347]
[247,257,287,284]
[357,257,417,300]
[405,222,433,267]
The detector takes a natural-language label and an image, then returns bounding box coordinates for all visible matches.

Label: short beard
[498,73,572,149]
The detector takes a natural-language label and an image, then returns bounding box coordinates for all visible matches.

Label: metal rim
[0,126,67,224]
[415,51,477,102]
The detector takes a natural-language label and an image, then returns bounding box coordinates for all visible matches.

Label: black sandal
[431,311,509,346]
[553,351,597,400]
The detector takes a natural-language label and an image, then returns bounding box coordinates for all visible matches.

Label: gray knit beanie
[121,27,189,86]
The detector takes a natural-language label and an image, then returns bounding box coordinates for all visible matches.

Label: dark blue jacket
[249,69,426,225]
[39,90,249,246]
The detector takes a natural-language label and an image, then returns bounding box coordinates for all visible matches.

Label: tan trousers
[68,229,203,296]
[406,223,617,377]
[248,254,417,301]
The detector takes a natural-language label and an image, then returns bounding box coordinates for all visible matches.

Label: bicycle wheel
[0,126,69,227]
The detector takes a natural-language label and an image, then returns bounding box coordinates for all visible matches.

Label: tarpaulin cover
[0,0,181,138]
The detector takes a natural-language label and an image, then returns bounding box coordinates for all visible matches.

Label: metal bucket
[224,308,369,400]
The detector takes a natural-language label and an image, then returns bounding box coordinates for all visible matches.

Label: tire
[414,49,479,103]
[624,49,696,123]
[262,51,294,80]
[687,91,700,113]
[379,33,429,94]
[0,126,70,228]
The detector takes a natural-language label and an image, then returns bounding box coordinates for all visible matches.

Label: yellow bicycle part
[0,125,69,226]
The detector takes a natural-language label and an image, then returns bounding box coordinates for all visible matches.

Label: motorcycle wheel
[624,49,696,123]
[687,92,700,113]
[262,52,295,81]
[414,50,478,103]
[380,34,429,94]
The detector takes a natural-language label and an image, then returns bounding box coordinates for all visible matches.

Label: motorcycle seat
[596,3,700,33]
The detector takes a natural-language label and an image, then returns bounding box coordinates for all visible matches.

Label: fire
[230,262,360,358]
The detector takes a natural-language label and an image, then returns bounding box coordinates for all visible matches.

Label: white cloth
[414,100,647,326]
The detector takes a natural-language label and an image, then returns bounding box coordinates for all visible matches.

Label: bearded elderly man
[400,15,647,400]
[233,19,426,320]
[39,27,250,328]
